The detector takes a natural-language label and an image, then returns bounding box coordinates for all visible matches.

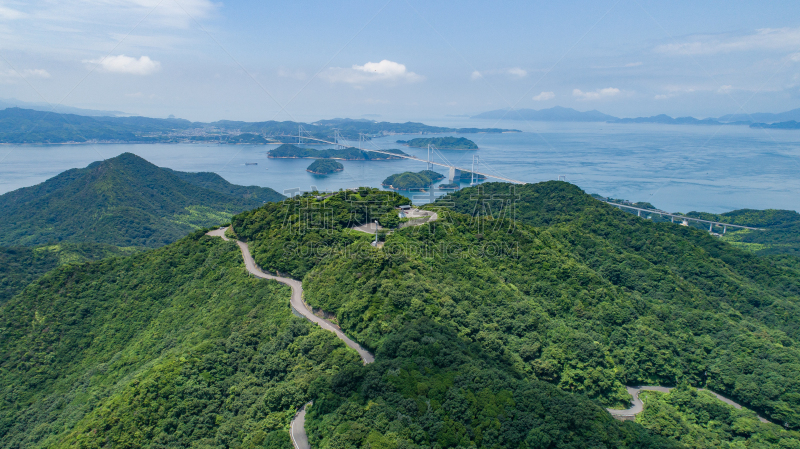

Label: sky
[2,0,800,122]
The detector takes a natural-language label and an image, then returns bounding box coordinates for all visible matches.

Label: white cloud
[654,94,671,100]
[573,87,620,100]
[532,91,555,101]
[656,27,800,55]
[0,5,24,19]
[471,70,482,80]
[324,60,423,84]
[22,69,50,78]
[84,55,161,75]
[508,67,527,77]
[625,62,642,67]
[717,85,733,94]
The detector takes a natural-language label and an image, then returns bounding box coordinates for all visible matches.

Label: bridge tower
[427,144,433,171]
[332,129,345,150]
[470,155,480,185]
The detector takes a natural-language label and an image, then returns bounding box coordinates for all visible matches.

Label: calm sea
[2,120,799,213]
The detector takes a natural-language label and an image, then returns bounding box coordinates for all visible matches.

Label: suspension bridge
[283,128,526,185]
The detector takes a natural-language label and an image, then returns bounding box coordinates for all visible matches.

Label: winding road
[206,227,375,449]
[607,386,770,423]
[208,227,773,448]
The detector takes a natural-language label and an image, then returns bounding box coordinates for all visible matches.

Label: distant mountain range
[0,97,126,117]
[0,108,520,144]
[471,106,800,129]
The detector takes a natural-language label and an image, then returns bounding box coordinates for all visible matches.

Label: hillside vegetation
[0,152,283,247]
[0,231,360,448]
[230,182,800,433]
[636,386,800,448]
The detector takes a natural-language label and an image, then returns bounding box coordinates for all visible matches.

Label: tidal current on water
[2,120,800,213]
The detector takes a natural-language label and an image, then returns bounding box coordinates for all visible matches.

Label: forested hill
[0,153,283,247]
[0,231,363,447]
[0,228,676,448]
[434,182,800,427]
[228,183,800,446]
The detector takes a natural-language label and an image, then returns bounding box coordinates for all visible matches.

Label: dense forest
[0,231,361,447]
[3,178,800,447]
[267,144,407,160]
[307,159,344,174]
[0,153,283,247]
[0,108,517,143]
[382,170,445,190]
[230,182,800,437]
[398,137,479,149]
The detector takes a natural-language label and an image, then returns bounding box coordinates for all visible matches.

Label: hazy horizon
[2,1,800,123]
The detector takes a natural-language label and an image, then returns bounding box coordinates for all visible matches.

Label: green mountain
[4,181,800,448]
[0,226,676,448]
[0,153,283,247]
[229,182,800,437]
[382,170,445,190]
[0,231,359,447]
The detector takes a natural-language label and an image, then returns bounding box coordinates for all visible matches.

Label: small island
[269,144,408,160]
[306,159,343,174]
[396,136,478,150]
[382,170,445,190]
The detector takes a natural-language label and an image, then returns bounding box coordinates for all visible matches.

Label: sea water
[2,121,799,213]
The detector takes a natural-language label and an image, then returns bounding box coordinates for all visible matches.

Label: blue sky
[2,0,800,121]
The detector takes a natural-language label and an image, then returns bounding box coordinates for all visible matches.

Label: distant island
[306,159,343,174]
[268,144,407,160]
[470,105,800,129]
[382,170,445,190]
[0,108,520,144]
[397,137,478,150]
[750,121,800,130]
[472,106,617,122]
